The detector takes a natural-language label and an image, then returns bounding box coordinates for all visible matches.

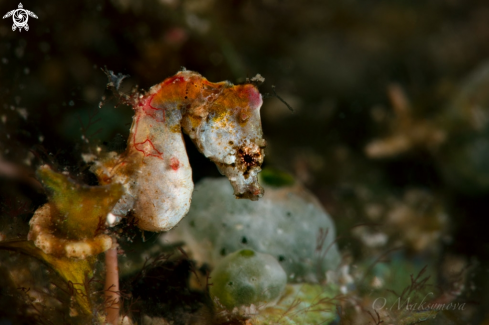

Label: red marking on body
[134,139,163,159]
[143,93,166,122]
[162,75,185,86]
[170,157,180,171]
[132,115,163,159]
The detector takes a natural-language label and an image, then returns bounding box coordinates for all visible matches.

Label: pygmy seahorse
[94,70,266,232]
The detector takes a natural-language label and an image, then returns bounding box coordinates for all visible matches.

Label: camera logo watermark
[3,3,37,32]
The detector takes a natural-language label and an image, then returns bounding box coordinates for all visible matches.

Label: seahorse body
[95,71,265,232]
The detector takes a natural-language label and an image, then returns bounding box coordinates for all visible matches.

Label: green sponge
[209,249,287,309]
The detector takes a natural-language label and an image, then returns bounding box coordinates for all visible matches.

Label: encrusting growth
[93,69,266,232]
[28,165,123,259]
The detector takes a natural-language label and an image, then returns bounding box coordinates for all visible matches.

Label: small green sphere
[209,249,287,309]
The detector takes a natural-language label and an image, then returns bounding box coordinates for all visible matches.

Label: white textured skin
[128,112,193,232]
[179,71,265,200]
[110,90,194,232]
[189,100,265,199]
[198,101,263,161]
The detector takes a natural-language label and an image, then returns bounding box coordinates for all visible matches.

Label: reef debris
[28,165,123,258]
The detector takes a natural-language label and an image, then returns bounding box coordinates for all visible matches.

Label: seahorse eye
[243,153,254,164]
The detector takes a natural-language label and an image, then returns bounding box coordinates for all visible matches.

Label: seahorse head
[180,75,266,200]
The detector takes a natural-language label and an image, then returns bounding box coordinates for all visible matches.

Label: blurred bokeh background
[1,0,489,323]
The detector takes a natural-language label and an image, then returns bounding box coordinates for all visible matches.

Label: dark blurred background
[1,0,489,323]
